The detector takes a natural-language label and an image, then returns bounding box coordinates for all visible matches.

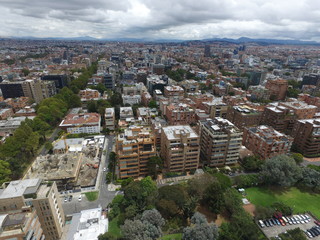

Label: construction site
[25,136,105,190]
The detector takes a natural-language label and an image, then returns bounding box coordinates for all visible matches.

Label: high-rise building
[199,118,242,167]
[41,75,69,89]
[204,45,211,57]
[0,82,25,99]
[164,85,184,100]
[0,207,44,240]
[242,125,293,160]
[0,179,65,240]
[103,73,114,89]
[226,105,262,130]
[116,126,156,179]
[291,118,320,156]
[161,125,200,172]
[265,79,288,100]
[165,103,196,125]
[0,80,56,103]
[105,108,115,130]
[278,101,317,119]
[261,104,296,133]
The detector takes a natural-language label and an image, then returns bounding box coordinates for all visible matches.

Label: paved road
[61,135,116,216]
[39,128,61,156]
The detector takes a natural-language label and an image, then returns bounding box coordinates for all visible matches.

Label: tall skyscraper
[204,45,211,57]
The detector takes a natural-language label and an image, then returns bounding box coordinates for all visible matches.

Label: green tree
[223,188,243,217]
[88,100,98,113]
[31,117,51,140]
[187,173,216,200]
[108,152,117,181]
[98,232,118,240]
[110,92,123,107]
[300,167,320,191]
[22,68,30,76]
[45,142,53,151]
[124,177,157,212]
[241,155,263,171]
[148,100,157,109]
[0,160,12,185]
[271,202,293,216]
[291,153,303,165]
[261,155,302,187]
[287,88,300,98]
[146,156,163,179]
[233,174,260,188]
[121,209,165,240]
[182,212,219,240]
[203,182,225,214]
[156,199,180,219]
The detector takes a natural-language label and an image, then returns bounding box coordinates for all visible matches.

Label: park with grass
[246,187,320,218]
[84,191,99,201]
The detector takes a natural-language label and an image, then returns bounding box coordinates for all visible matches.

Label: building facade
[161,125,200,172]
[291,118,320,156]
[116,126,156,179]
[199,118,242,167]
[265,79,288,100]
[242,125,293,160]
[105,108,115,130]
[0,179,65,240]
[59,113,101,134]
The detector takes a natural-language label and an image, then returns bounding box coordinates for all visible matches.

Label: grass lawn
[108,216,122,237]
[84,191,99,201]
[246,187,320,218]
[160,233,182,240]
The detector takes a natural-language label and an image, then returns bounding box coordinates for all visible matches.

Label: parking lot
[259,214,320,239]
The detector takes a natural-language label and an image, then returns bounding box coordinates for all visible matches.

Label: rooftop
[247,125,292,143]
[202,117,241,134]
[280,101,317,110]
[60,113,100,126]
[68,207,108,240]
[297,118,320,127]
[162,125,198,140]
[0,179,41,199]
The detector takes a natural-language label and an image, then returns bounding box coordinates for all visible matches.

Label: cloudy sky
[1,0,320,41]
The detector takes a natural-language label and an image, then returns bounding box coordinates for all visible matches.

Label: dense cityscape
[0,37,319,240]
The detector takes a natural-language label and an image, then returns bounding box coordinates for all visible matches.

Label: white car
[103,167,106,172]
[78,195,82,201]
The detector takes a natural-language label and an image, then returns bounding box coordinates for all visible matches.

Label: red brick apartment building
[265,79,288,100]
[243,125,293,160]
[291,118,320,156]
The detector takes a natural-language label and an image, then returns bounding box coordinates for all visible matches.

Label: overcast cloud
[1,0,320,41]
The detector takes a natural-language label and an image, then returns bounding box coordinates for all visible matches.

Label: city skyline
[1,0,320,41]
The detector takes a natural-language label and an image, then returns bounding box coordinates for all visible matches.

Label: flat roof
[60,113,100,126]
[69,207,108,240]
[0,179,41,199]
[162,125,198,140]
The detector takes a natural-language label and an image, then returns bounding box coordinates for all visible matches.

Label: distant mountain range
[2,36,319,45]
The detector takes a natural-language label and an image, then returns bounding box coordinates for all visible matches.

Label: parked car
[78,195,82,201]
[64,196,68,202]
[264,220,270,227]
[68,195,73,201]
[279,218,286,226]
[304,230,313,238]
[308,229,316,238]
[258,220,265,228]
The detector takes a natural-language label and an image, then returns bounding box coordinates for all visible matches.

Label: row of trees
[0,61,98,184]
